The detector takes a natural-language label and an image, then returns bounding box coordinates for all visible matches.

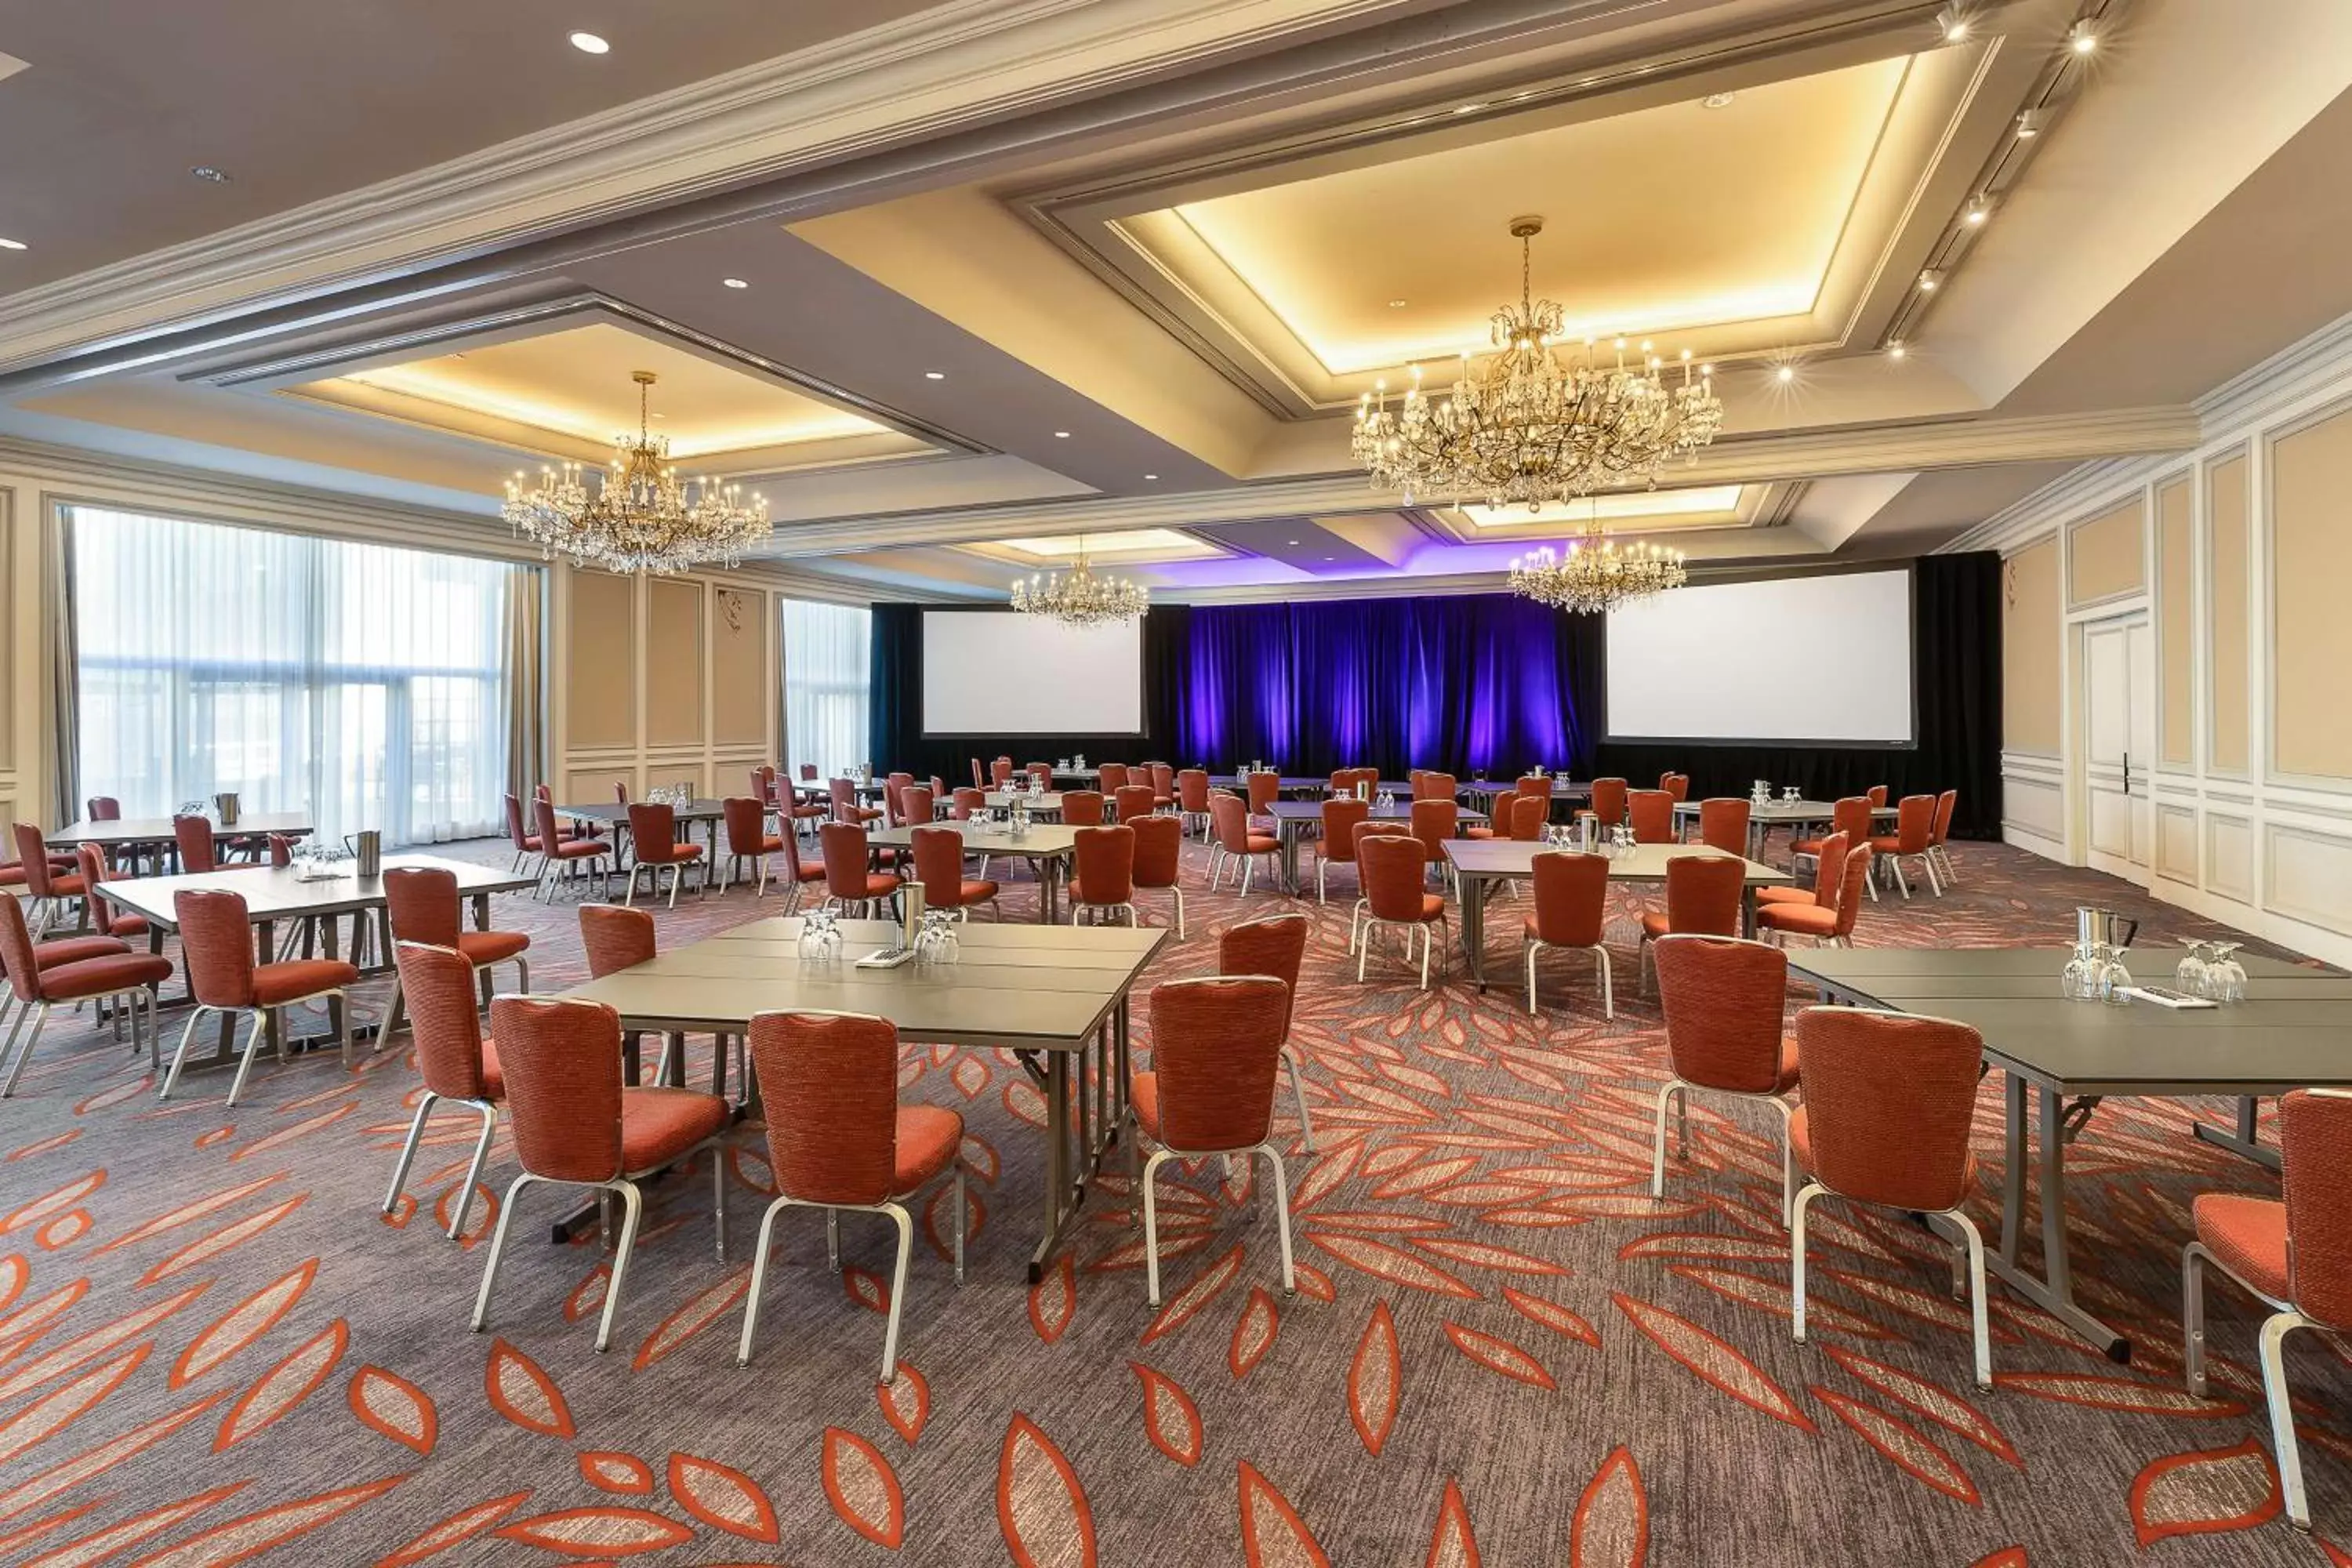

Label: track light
[1965,195,1992,225]
[2067,20,2099,53]
[1936,5,1970,42]
[2015,108,2042,138]
[1887,341,1907,361]
[1918,269,1941,292]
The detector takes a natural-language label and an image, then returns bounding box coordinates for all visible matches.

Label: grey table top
[1207,775,1417,795]
[48,813,314,848]
[983,791,1066,811]
[562,916,1165,1051]
[868,822,1079,857]
[1443,840,1792,887]
[557,800,728,824]
[1670,799,1900,823]
[1461,779,1594,800]
[97,853,537,927]
[1788,946,2352,1095]
[1263,800,1487,824]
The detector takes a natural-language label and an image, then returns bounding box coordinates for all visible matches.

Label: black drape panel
[1592,554,2003,837]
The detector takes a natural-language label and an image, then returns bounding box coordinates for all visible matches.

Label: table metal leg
[2190,1095,2280,1171]
[1985,1073,2129,1361]
[1740,887,1759,939]
[1461,871,1487,989]
[1026,1049,1076,1283]
[321,917,347,1046]
[1281,822,1303,894]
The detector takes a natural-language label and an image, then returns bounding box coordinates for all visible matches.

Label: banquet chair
[1098,762,1131,796]
[991,757,1015,787]
[1149,762,1177,809]
[1871,794,1941,898]
[1026,763,1054,792]
[770,821,831,916]
[1928,789,1960,888]
[830,778,883,826]
[14,822,88,935]
[884,772,915,829]
[1628,789,1676,844]
[821,822,902,918]
[1698,798,1753,858]
[950,786,985,822]
[1791,1004,1991,1389]
[1222,913,1316,1152]
[737,1010,967,1383]
[1650,935,1797,1220]
[1638,854,1745,995]
[622,801,706,908]
[384,866,531,1027]
[73,844,148,942]
[613,782,631,806]
[1128,814,1185,936]
[580,902,739,1097]
[1409,798,1459,894]
[1244,771,1281,829]
[2183,1087,2352,1531]
[0,896,165,1099]
[503,793,546,878]
[1584,777,1629,832]
[1660,771,1690,802]
[910,825,1000,921]
[1127,975,1297,1305]
[533,797,613,902]
[1177,769,1213,837]
[900,786,936,827]
[1866,785,1890,809]
[1757,831,1846,910]
[1207,795,1280,895]
[1758,840,1871,949]
[1411,771,1457,802]
[1314,796,1371,906]
[85,795,121,820]
[172,815,227,874]
[164,887,358,1106]
[1062,789,1106,828]
[720,797,789,896]
[1524,850,1612,1018]
[1794,797,1875,896]
[472,996,728,1354]
[381,940,506,1240]
[1069,825,1138,926]
[1114,784,1157,824]
[1356,829,1448,986]
[1508,793,1549,842]
[0,909,131,1040]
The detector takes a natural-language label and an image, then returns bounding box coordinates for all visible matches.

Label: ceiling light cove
[569,31,610,53]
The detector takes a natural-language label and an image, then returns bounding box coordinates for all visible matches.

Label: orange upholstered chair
[1585,777,1628,831]
[85,795,120,820]
[503,792,546,877]
[1313,796,1370,906]
[1176,768,1213,837]
[14,822,87,935]
[1698,798,1752,858]
[1650,935,1797,1219]
[882,772,915,828]
[1928,788,1960,888]
[1209,794,1279,895]
[1408,797,1458,886]
[164,887,358,1105]
[576,902,730,1094]
[720,796,789,896]
[1356,829,1447,986]
[911,825,1000,920]
[1069,824,1137,926]
[0,914,131,1044]
[1061,789,1105,827]
[1758,830,1846,909]
[533,796,613,901]
[1329,767,1375,797]
[1098,762,1131,796]
[0,895,164,1099]
[1127,975,1297,1305]
[380,940,508,1239]
[900,786,937,828]
[820,822,901,917]
[1866,785,1889,808]
[1628,789,1675,844]
[1500,793,1543,842]
[1524,850,1611,1018]
[1242,771,1281,832]
[738,1010,966,1381]
[472,996,728,1353]
[1795,797,1875,895]
[950,786,985,822]
[1221,913,1314,1152]
[1149,762,1176,808]
[384,866,530,1040]
[1639,853,1745,993]
[1759,840,1871,949]
[1025,762,1054,791]
[2184,1087,2352,1531]
[1871,794,1940,898]
[990,757,1014,787]
[1791,1005,1989,1388]
[830,777,882,826]
[623,801,706,908]
[1660,771,1690,802]
[1129,813,1185,936]
[1114,783,1157,824]
[73,843,147,941]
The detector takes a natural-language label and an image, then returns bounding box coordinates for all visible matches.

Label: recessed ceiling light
[924,370,945,380]
[2067,20,2099,53]
[1324,556,1336,562]
[191,166,230,183]
[1886,341,1907,361]
[2015,109,2041,138]
[1287,539,1301,546]
[569,31,610,53]
[1702,92,1736,110]
[1053,431,1070,439]
[1965,196,1992,224]
[1935,5,1970,43]
[1917,268,1941,292]
[0,237,24,251]
[1775,365,1795,383]
[1388,299,1408,309]
[721,278,749,289]
[1144,474,1158,481]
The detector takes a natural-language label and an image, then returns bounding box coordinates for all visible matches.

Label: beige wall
[710,587,771,748]
[2207,452,2249,775]
[2066,499,2145,606]
[2002,536,2062,755]
[564,572,638,750]
[2155,477,2193,766]
[645,579,706,750]
[2271,405,2352,780]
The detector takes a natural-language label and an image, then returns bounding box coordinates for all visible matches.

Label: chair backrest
[1220,913,1307,1036]
[87,797,121,821]
[579,903,656,978]
[1893,794,1934,853]
[1026,763,1054,791]
[1508,793,1548,841]
[1151,763,1175,799]
[488,996,627,1184]
[1114,784,1156,822]
[12,823,60,896]
[1098,763,1130,794]
[1245,772,1279,815]
[1061,790,1105,827]
[750,766,772,804]
[1414,771,1457,802]
[1830,796,1873,844]
[910,826,968,903]
[1178,769,1210,812]
[971,758,985,789]
[383,866,463,949]
[503,793,535,851]
[1129,814,1181,890]
[175,888,258,1009]
[0,894,45,1002]
[1697,798,1751,857]
[992,758,1015,787]
[2282,1090,2352,1327]
[1831,848,1873,940]
[776,819,811,884]
[532,797,568,856]
[1660,771,1690,802]
[172,816,218,875]
[74,843,112,920]
[800,764,819,782]
[1073,825,1134,903]
[1530,851,1609,948]
[1359,830,1431,922]
[1663,853,1745,936]
[1628,790,1675,844]
[1930,789,1958,848]
[1865,785,1889,808]
[929,775,947,803]
[394,942,495,1101]
[902,786,936,826]
[1210,794,1255,855]
[1590,778,1628,826]
[883,773,913,828]
[1408,798,1455,862]
[951,787,984,821]
[829,779,858,818]
[613,781,631,805]
[1321,797,1370,862]
[722,797,770,858]
[1806,832,1850,907]
[1794,1005,1981,1211]
[626,802,678,862]
[1654,935,1790,1095]
[1148,976,1289,1151]
[819,822,873,901]
[750,1011,904,1206]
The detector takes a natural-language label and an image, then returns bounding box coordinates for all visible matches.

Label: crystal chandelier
[1008,535,1149,626]
[1508,505,1689,615]
[502,371,770,574]
[1351,216,1725,507]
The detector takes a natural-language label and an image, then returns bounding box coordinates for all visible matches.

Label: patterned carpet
[0,829,2343,1567]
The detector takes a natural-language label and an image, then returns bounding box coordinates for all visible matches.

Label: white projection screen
[1605,568,1915,746]
[921,611,1145,735]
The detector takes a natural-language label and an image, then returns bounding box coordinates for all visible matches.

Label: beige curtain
[504,565,546,800]
[47,512,80,822]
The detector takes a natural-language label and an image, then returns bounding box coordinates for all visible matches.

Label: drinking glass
[1782,786,1801,802]
[2209,942,2248,1004]
[2061,944,2100,1000]
[2175,941,2214,998]
[2098,948,2136,1004]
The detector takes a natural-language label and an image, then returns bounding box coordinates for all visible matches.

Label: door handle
[2122,751,2130,797]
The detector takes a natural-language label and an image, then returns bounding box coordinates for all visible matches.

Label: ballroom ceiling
[3,0,2350,602]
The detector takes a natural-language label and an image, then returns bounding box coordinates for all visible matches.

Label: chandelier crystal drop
[1008,535,1149,626]
[1351,216,1725,509]
[1508,517,1689,615]
[502,371,771,574]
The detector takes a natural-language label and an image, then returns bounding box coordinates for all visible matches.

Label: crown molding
[0,0,1429,376]
[753,404,2201,555]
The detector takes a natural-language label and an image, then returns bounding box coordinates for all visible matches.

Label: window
[780,599,869,778]
[71,506,515,846]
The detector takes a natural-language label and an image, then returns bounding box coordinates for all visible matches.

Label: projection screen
[920,610,1145,735]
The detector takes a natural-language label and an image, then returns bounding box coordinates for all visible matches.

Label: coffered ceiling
[2,0,2350,604]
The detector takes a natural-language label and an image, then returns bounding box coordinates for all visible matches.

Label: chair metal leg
[879,1201,913,1385]
[1940,1208,1992,1389]
[826,1208,841,1272]
[1649,1077,1685,1200]
[1526,939,1541,1016]
[225,1011,270,1108]
[448,1103,499,1240]
[1141,1147,1174,1305]
[953,1165,968,1285]
[1240,858,1254,896]
[158,1005,216,1102]
[1419,924,1431,988]
[2260,1311,2314,1529]
[1592,946,1614,1019]
[2182,1241,2214,1397]
[472,1171,538,1333]
[595,1180,645,1353]
[1791,1180,1824,1345]
[1767,1098,1795,1230]
[383,1091,438,1217]
[737,1196,795,1367]
[1260,1145,1298,1297]
[0,1002,45,1098]
[1283,1047,1316,1152]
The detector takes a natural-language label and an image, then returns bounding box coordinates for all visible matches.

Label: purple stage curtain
[1174,593,1594,779]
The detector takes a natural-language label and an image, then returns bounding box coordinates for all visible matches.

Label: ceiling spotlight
[2015,108,2042,138]
[190,165,230,183]
[721,278,749,289]
[924,370,945,380]
[1144,474,1159,481]
[1287,539,1301,546]
[1388,299,1408,309]
[2067,20,2098,53]
[1935,5,1970,42]
[0,237,24,251]
[1887,341,1907,361]
[1775,365,1795,383]
[1918,268,1941,292]
[569,31,610,53]
[1702,92,1736,110]
[1965,195,1992,224]
[1053,430,1071,439]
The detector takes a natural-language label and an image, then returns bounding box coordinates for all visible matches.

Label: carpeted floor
[0,830,2342,1566]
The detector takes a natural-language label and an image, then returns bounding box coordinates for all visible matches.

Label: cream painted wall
[2155,477,2192,766]
[2270,405,2352,781]
[2001,537,2063,756]
[2206,452,2249,775]
[2065,499,2145,606]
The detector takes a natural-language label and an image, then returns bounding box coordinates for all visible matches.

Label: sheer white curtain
[72,506,513,846]
[781,599,870,779]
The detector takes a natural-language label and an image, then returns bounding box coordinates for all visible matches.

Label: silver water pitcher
[213,791,241,826]
[347,830,382,878]
[2076,906,2139,953]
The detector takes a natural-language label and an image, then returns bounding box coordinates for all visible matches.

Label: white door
[2081,613,2154,880]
